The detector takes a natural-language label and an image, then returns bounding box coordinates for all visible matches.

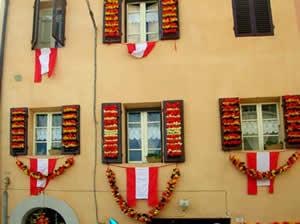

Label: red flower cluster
[106,167,180,224]
[165,101,183,157]
[220,98,241,147]
[62,106,79,149]
[283,96,300,144]
[16,157,74,181]
[103,104,120,159]
[104,0,121,38]
[230,152,300,180]
[11,108,27,150]
[161,0,179,34]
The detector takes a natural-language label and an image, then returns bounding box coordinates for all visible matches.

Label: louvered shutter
[219,98,242,151]
[10,108,28,156]
[31,0,40,49]
[159,0,180,40]
[232,0,253,36]
[254,0,273,35]
[282,96,300,149]
[103,0,122,44]
[163,100,185,163]
[52,0,67,46]
[102,103,122,163]
[62,105,80,154]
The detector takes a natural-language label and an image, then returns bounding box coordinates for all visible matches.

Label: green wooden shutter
[31,0,40,49]
[159,0,180,40]
[163,100,185,163]
[232,0,253,36]
[103,0,122,44]
[52,0,67,46]
[219,98,242,151]
[10,108,28,156]
[254,0,274,35]
[102,103,122,163]
[62,105,80,155]
[282,95,300,149]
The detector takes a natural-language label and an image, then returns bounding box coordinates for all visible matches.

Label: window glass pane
[129,150,142,161]
[148,149,161,156]
[52,114,62,126]
[243,137,259,150]
[242,120,258,136]
[52,127,62,141]
[128,112,141,122]
[36,143,47,155]
[127,35,141,43]
[147,112,160,122]
[36,128,47,141]
[148,123,161,148]
[264,136,279,146]
[51,141,62,149]
[128,123,141,149]
[147,33,159,41]
[242,105,257,120]
[36,114,48,127]
[262,104,277,119]
[263,120,279,135]
[127,3,140,40]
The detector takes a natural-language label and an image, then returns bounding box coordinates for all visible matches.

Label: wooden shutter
[103,0,122,44]
[10,108,28,156]
[31,0,40,49]
[254,0,273,35]
[282,96,300,149]
[159,0,180,40]
[62,105,80,154]
[232,0,253,36]
[52,0,67,46]
[102,103,122,163]
[219,98,242,151]
[163,100,185,163]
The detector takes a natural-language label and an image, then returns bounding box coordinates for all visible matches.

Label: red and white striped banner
[35,48,57,83]
[127,42,156,58]
[126,167,158,207]
[30,158,57,195]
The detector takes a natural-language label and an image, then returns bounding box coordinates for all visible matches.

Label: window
[32,0,66,49]
[127,110,162,163]
[34,112,62,155]
[126,1,159,43]
[241,103,280,150]
[232,0,274,36]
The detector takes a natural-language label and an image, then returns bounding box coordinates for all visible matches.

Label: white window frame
[127,110,162,163]
[33,112,62,155]
[126,1,159,43]
[240,102,280,151]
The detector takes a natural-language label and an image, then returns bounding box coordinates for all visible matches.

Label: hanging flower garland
[229,152,300,180]
[16,157,74,180]
[106,167,180,223]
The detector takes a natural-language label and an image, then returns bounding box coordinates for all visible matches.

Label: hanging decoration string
[108,163,176,169]
[229,152,300,180]
[16,157,74,180]
[106,167,180,224]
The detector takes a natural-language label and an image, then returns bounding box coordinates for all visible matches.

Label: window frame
[126,108,163,164]
[33,111,62,156]
[125,0,159,43]
[232,0,274,37]
[240,102,280,151]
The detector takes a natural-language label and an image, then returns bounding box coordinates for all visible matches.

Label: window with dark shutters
[232,0,274,36]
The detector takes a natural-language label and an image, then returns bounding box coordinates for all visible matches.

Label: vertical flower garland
[102,103,122,163]
[160,0,180,40]
[219,98,242,150]
[163,100,185,162]
[10,108,28,156]
[283,95,300,148]
[103,0,122,43]
[62,105,80,154]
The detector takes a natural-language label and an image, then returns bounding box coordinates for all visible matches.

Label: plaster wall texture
[1,0,300,223]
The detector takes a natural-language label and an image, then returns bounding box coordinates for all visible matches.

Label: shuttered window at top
[232,0,274,36]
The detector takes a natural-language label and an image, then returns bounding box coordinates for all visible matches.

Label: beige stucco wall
[1,0,300,223]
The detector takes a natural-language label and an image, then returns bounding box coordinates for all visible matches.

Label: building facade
[2,0,300,223]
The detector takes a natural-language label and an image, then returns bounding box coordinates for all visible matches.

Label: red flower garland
[165,102,183,157]
[104,0,121,38]
[283,96,300,144]
[229,152,300,180]
[16,158,74,180]
[161,0,179,34]
[103,105,120,159]
[62,106,79,149]
[220,98,241,147]
[106,167,180,223]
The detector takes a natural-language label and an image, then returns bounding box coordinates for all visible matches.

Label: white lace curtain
[242,120,279,135]
[128,125,160,140]
[36,128,61,141]
[128,12,158,24]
